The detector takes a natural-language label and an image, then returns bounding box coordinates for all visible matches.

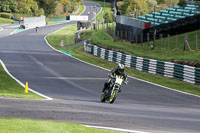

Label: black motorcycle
[101,75,124,104]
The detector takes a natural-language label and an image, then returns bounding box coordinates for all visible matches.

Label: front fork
[110,84,119,96]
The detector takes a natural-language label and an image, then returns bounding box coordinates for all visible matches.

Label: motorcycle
[35,27,39,33]
[101,75,124,104]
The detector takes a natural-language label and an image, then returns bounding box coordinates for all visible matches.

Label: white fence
[21,16,46,29]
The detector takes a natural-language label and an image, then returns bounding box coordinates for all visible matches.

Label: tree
[17,0,44,16]
[119,0,130,14]
[61,0,71,13]
[1,0,82,16]
[119,0,148,15]
[156,0,179,4]
[0,0,18,13]
[37,0,57,16]
[104,12,113,23]
[147,0,158,7]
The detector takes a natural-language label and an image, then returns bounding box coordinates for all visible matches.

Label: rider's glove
[108,73,114,78]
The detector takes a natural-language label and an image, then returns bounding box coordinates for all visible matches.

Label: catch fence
[91,21,200,51]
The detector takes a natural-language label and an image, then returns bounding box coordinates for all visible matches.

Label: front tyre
[109,89,118,104]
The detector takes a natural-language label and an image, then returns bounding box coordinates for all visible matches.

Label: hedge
[0,12,13,19]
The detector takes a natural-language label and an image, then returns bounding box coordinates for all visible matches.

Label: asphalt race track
[0,1,200,133]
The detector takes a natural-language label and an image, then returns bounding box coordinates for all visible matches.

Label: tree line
[0,0,82,16]
[117,0,187,15]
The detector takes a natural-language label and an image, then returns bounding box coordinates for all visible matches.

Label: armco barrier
[84,43,200,85]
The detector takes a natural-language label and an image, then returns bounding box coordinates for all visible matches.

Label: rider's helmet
[117,63,124,74]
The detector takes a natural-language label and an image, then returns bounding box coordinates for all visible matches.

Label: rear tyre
[101,92,106,102]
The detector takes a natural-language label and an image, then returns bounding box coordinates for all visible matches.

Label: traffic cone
[24,82,28,93]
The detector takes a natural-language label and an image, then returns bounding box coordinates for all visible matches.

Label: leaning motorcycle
[101,75,124,104]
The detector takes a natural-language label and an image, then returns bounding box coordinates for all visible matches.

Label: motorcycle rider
[102,63,128,93]
[35,26,39,32]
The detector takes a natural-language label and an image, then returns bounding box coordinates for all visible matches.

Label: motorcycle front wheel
[109,89,118,104]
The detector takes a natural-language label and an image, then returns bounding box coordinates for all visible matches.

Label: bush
[178,0,186,7]
[0,12,13,19]
[104,12,113,23]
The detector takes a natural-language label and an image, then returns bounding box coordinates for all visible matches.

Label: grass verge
[46,24,200,96]
[46,24,77,48]
[46,21,61,25]
[143,30,200,51]
[0,17,14,23]
[0,118,120,133]
[81,28,200,62]
[0,62,43,99]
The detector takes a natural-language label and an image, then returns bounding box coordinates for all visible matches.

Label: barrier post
[106,23,108,33]
[168,34,170,49]
[117,30,119,41]
[130,31,133,43]
[147,33,150,46]
[160,34,163,48]
[153,32,156,50]
[196,34,198,50]
[97,21,99,30]
[141,33,143,46]
[113,27,116,42]
[176,34,178,49]
[121,30,123,41]
[135,34,138,44]
[125,31,128,41]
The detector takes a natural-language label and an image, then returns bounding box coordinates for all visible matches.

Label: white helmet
[117,63,124,73]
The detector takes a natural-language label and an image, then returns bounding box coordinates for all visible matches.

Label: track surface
[0,24,19,37]
[0,1,200,133]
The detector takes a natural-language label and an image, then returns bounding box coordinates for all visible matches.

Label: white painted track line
[84,125,150,133]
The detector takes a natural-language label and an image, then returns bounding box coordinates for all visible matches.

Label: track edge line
[84,125,150,133]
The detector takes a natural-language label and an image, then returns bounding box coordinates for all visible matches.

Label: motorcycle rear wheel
[101,89,108,102]
[101,92,106,102]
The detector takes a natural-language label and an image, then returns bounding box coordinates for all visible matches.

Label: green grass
[0,118,120,133]
[46,24,77,48]
[46,21,61,25]
[0,63,43,99]
[46,24,200,96]
[81,28,200,62]
[0,17,14,23]
[143,30,200,51]
[96,5,112,21]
